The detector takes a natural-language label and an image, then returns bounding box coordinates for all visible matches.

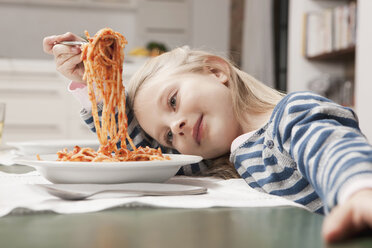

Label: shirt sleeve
[338,177,372,204]
[68,81,92,111]
[274,91,372,213]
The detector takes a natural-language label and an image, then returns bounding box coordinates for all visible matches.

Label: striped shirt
[77,88,372,213]
[230,91,372,214]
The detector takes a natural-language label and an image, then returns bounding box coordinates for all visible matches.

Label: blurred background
[1,0,371,143]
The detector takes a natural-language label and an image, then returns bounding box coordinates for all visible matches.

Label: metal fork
[56,41,88,46]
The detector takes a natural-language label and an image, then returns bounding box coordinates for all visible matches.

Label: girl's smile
[192,114,203,145]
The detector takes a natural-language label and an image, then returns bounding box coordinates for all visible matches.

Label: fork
[35,183,208,200]
[56,41,88,46]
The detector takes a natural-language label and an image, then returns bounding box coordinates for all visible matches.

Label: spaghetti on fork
[56,28,169,162]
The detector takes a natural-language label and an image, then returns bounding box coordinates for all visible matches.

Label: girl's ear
[203,55,230,87]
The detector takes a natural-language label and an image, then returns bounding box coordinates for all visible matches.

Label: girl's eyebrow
[157,85,171,110]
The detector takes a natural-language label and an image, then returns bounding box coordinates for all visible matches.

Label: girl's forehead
[139,77,172,94]
[135,72,205,102]
[134,78,170,108]
[137,73,185,93]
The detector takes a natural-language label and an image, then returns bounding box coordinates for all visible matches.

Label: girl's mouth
[192,115,203,145]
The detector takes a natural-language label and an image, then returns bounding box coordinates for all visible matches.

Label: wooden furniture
[288,0,356,100]
[0,59,142,142]
[288,0,372,141]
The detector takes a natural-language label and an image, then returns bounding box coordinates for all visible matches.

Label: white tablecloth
[0,170,307,217]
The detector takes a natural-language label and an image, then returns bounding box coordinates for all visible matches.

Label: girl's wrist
[338,176,372,205]
[69,81,87,91]
[68,81,92,111]
[346,188,372,205]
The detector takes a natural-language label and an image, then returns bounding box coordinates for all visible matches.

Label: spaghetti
[56,28,169,162]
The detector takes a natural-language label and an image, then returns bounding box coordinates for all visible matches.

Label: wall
[0,0,230,142]
[0,2,137,59]
[241,0,274,87]
[0,0,230,60]
[355,0,372,141]
[191,0,229,56]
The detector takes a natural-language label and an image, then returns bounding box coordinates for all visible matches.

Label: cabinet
[0,0,136,9]
[0,59,143,143]
[288,0,372,141]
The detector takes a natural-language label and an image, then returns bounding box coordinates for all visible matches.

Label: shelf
[306,45,355,61]
[311,0,356,1]
[0,0,137,10]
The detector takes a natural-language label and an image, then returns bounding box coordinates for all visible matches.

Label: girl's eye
[166,130,173,145]
[168,92,177,109]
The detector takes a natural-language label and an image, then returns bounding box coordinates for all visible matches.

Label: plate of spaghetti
[17,28,203,183]
[15,153,202,184]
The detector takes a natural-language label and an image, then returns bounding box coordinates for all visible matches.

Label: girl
[43,32,372,243]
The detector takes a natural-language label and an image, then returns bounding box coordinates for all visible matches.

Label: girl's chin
[200,149,229,159]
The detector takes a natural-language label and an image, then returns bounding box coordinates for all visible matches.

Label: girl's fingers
[53,44,81,58]
[52,42,84,81]
[53,44,81,71]
[59,53,83,70]
[43,35,58,54]
[323,190,372,243]
[43,32,85,55]
[56,52,82,70]
[56,53,84,81]
[54,32,85,43]
[322,205,355,243]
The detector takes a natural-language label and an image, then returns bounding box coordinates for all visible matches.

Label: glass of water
[0,103,5,145]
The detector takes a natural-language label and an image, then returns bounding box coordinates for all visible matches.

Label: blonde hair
[128,47,283,124]
[127,47,284,178]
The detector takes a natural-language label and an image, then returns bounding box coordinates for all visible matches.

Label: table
[1,165,371,248]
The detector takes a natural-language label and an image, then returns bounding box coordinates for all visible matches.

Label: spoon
[35,183,208,200]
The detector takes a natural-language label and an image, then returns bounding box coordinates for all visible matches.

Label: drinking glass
[0,103,6,145]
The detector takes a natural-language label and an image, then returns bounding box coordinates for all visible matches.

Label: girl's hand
[43,32,86,84]
[322,189,372,243]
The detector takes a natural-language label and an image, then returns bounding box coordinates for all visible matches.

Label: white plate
[14,154,203,184]
[7,139,100,155]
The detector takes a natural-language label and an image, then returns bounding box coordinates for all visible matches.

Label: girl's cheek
[175,141,193,155]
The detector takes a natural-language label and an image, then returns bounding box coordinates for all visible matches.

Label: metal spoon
[35,183,207,200]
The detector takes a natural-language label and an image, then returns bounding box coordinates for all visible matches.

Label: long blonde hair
[127,47,284,178]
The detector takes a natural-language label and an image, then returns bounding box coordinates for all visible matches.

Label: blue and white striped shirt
[80,91,372,213]
[230,91,372,214]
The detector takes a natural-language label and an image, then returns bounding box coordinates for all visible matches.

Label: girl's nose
[171,119,186,136]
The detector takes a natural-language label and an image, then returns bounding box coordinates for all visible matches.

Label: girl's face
[133,72,242,159]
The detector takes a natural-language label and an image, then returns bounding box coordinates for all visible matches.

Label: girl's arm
[275,92,372,242]
[322,188,372,242]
